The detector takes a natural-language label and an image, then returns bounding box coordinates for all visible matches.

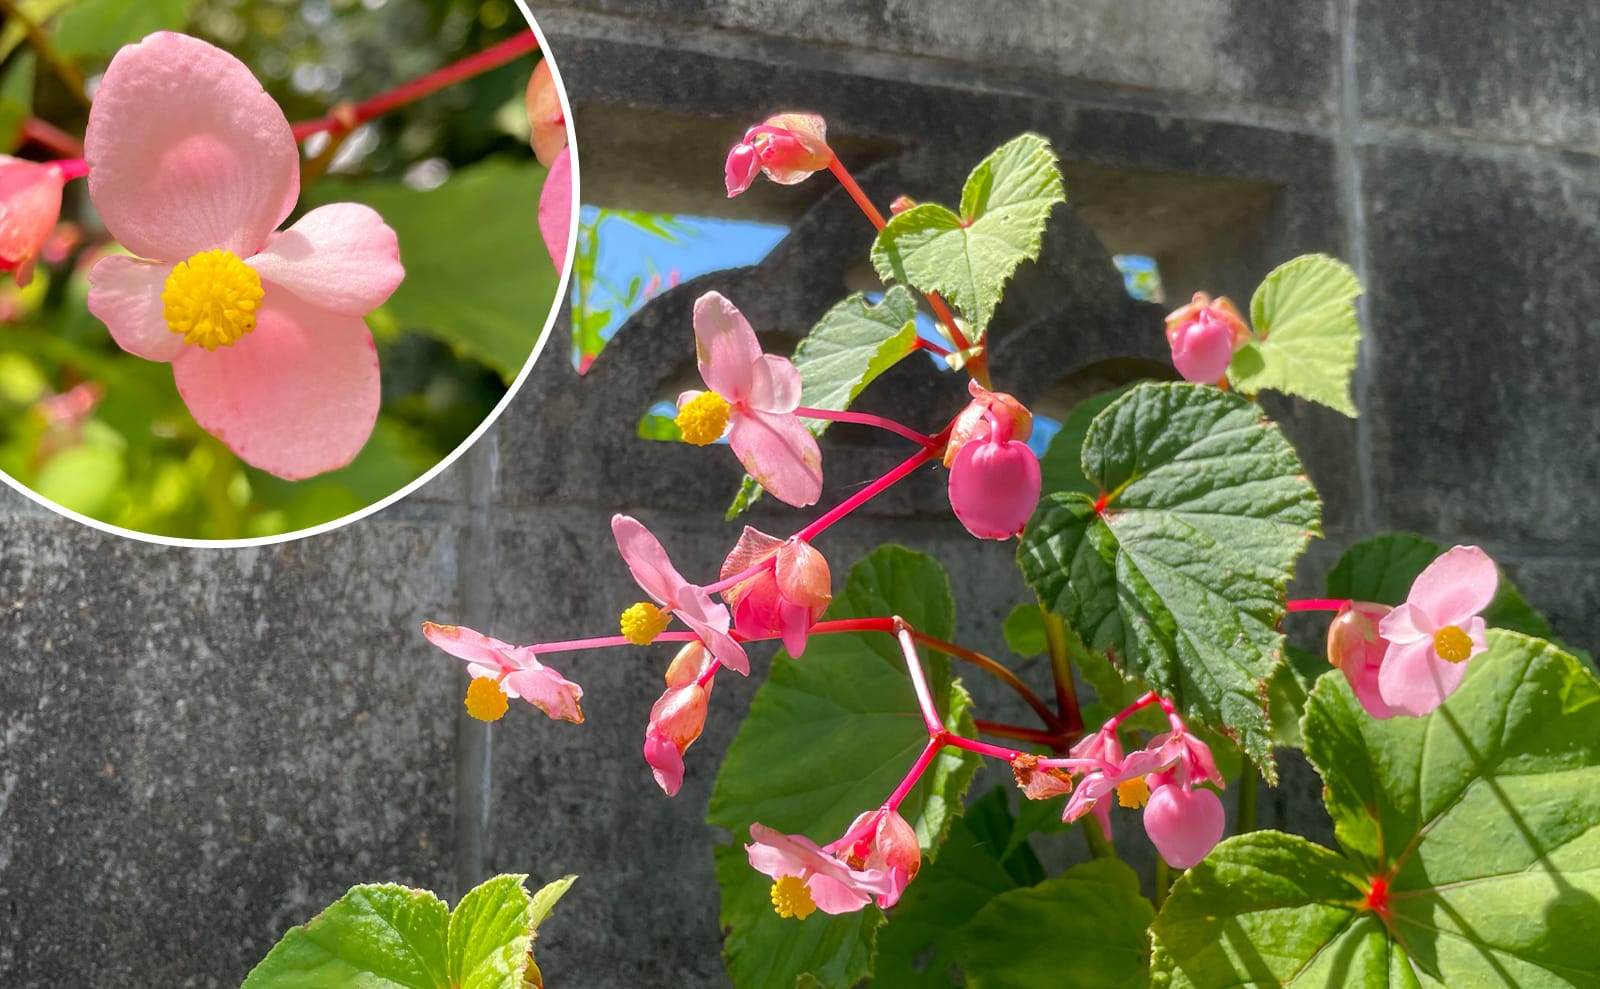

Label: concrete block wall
[3,2,1597,984]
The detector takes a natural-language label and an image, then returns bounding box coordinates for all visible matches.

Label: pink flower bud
[721,527,832,657]
[643,730,685,797]
[664,641,714,689]
[943,379,1033,468]
[0,157,69,287]
[1327,601,1397,719]
[524,58,567,167]
[889,195,917,215]
[1164,293,1251,384]
[644,683,710,797]
[1142,779,1225,868]
[946,389,1040,541]
[834,807,921,908]
[723,113,832,197]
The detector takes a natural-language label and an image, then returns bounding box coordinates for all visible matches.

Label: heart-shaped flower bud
[1142,778,1225,868]
[724,113,832,197]
[1327,601,1397,719]
[1164,292,1251,383]
[1,157,70,287]
[721,527,832,657]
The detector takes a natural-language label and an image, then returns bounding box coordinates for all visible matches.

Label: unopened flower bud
[1142,779,1225,868]
[723,113,832,197]
[1164,293,1251,383]
[889,195,917,215]
[664,641,714,689]
[1328,601,1396,719]
[644,683,710,797]
[721,528,832,657]
[944,379,1033,468]
[1,157,69,287]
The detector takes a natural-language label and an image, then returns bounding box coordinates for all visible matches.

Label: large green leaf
[870,134,1064,340]
[305,158,557,381]
[1037,383,1139,500]
[710,546,982,989]
[792,287,919,427]
[1018,383,1322,777]
[242,874,555,989]
[1228,254,1363,417]
[1151,632,1600,987]
[52,0,200,61]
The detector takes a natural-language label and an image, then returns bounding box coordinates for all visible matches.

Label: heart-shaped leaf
[1228,254,1363,416]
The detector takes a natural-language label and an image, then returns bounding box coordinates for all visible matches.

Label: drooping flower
[675,292,822,507]
[421,622,584,724]
[745,823,896,920]
[719,527,831,657]
[944,381,1040,540]
[612,513,749,675]
[525,58,567,167]
[83,32,404,480]
[0,157,69,287]
[724,114,832,197]
[642,642,715,797]
[1141,772,1226,868]
[1377,545,1496,716]
[1164,292,1251,384]
[829,807,922,908]
[1327,601,1398,719]
[538,147,572,274]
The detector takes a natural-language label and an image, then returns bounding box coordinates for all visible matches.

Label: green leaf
[1326,532,1592,669]
[527,875,576,934]
[1037,383,1138,500]
[710,546,982,989]
[1152,632,1600,988]
[963,859,1154,989]
[33,442,124,517]
[52,0,200,61]
[1017,383,1322,778]
[792,287,919,429]
[871,134,1064,339]
[725,474,764,520]
[0,51,35,153]
[244,875,549,989]
[1002,603,1047,657]
[304,158,557,382]
[1228,254,1363,417]
[1264,644,1329,749]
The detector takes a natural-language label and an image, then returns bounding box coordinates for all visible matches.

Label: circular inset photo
[0,0,575,543]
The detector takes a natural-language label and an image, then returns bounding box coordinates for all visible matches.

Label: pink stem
[52,159,88,181]
[895,622,944,735]
[290,32,542,141]
[522,631,699,654]
[943,735,1023,761]
[701,558,775,597]
[794,406,937,448]
[695,658,723,688]
[825,155,888,230]
[1105,691,1160,733]
[1035,755,1105,771]
[884,739,942,813]
[795,444,940,544]
[1287,598,1351,613]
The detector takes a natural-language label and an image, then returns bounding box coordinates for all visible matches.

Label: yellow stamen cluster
[769,875,817,920]
[675,392,732,445]
[161,249,265,350]
[1116,777,1151,809]
[619,602,671,645]
[464,677,509,722]
[1433,625,1474,663]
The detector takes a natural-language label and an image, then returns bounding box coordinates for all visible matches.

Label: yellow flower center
[769,875,817,920]
[1433,625,1474,663]
[619,602,671,645]
[464,677,509,722]
[1116,777,1151,809]
[675,392,732,445]
[161,249,265,350]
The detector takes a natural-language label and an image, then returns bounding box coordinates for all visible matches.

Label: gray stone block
[0,518,463,987]
[1363,143,1600,547]
[1359,0,1600,149]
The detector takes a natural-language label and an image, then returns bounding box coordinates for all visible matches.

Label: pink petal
[170,290,379,480]
[248,203,403,316]
[696,624,750,677]
[503,663,584,724]
[1169,310,1237,383]
[1405,545,1498,626]
[746,823,816,878]
[806,873,874,915]
[724,143,760,197]
[611,514,689,607]
[948,436,1042,540]
[1377,636,1468,717]
[746,353,803,414]
[85,255,187,362]
[538,147,573,273]
[693,292,762,400]
[1143,784,1225,868]
[778,598,812,658]
[644,730,685,796]
[728,409,823,508]
[85,32,298,261]
[0,157,66,285]
[1378,601,1432,644]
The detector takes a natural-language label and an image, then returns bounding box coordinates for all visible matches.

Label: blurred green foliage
[0,0,557,539]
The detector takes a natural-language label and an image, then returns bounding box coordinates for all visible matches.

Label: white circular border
[0,9,582,549]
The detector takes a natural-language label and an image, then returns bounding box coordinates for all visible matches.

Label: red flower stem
[1157,693,1185,732]
[793,406,938,448]
[825,155,887,230]
[701,558,776,597]
[911,631,1064,732]
[973,719,1068,747]
[884,738,943,813]
[1105,690,1160,733]
[943,734,1023,761]
[289,31,542,141]
[523,631,700,653]
[912,337,954,358]
[794,441,942,544]
[695,658,722,688]
[1287,598,1351,613]
[895,622,945,735]
[52,159,89,182]
[1034,755,1104,771]
[21,118,84,159]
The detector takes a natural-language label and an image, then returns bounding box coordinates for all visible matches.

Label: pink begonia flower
[724,113,832,197]
[1164,292,1251,384]
[1377,545,1496,716]
[945,382,1040,540]
[1327,601,1398,719]
[828,807,922,908]
[746,822,897,920]
[421,622,584,724]
[83,32,404,480]
[538,146,572,274]
[0,157,69,287]
[720,527,832,657]
[612,513,750,675]
[643,643,716,797]
[1063,724,1222,830]
[525,58,568,168]
[1142,773,1226,869]
[675,292,822,507]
